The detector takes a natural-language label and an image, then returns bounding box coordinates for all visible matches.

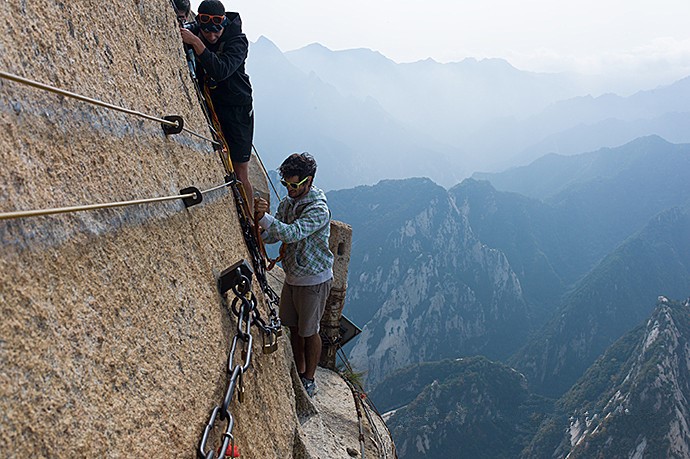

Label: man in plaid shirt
[255,153,333,397]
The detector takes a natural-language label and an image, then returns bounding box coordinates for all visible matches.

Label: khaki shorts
[279,279,332,337]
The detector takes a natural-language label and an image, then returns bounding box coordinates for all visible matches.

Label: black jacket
[196,12,253,106]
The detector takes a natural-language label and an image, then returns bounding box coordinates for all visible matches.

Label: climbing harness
[198,260,280,459]
[0,70,217,145]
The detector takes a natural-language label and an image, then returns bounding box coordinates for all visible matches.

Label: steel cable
[336,345,398,459]
[0,182,228,220]
[0,70,217,146]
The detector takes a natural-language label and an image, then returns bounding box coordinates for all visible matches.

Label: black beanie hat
[198,0,225,16]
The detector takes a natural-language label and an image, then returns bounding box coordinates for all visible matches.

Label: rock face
[567,299,690,458]
[0,2,387,457]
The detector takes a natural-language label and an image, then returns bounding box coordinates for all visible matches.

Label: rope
[201,82,235,176]
[0,182,228,220]
[251,144,281,203]
[0,70,217,145]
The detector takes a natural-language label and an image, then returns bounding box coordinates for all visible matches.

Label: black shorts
[216,104,254,163]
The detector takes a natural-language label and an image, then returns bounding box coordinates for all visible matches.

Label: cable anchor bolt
[180,186,202,208]
[162,114,184,135]
[218,259,253,296]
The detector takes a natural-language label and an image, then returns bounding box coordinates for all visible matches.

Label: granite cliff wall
[0,0,299,456]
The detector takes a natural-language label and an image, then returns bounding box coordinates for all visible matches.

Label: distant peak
[255,35,276,46]
[301,42,332,52]
[409,57,440,65]
[451,57,514,67]
[622,134,671,148]
[252,35,282,52]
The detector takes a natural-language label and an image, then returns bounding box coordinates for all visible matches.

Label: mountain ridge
[526,298,690,458]
[510,206,690,396]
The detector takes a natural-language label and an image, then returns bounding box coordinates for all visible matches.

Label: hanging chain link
[198,260,283,458]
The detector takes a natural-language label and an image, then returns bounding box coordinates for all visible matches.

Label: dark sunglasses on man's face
[197,13,225,25]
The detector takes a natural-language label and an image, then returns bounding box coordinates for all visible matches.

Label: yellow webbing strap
[202,82,275,269]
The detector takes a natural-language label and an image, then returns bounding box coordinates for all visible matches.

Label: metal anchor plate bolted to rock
[218,259,253,296]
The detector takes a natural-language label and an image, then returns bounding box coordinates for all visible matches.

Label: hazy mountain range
[248,37,466,190]
[246,37,690,190]
[324,135,690,456]
[329,136,690,387]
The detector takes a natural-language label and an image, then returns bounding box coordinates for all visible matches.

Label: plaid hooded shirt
[258,187,334,286]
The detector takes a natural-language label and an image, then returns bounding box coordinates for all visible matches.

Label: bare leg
[233,160,253,214]
[290,326,306,375]
[303,333,322,380]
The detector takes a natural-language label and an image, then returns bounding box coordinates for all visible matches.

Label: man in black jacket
[180,0,255,210]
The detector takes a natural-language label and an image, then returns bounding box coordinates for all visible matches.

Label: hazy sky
[191,0,690,87]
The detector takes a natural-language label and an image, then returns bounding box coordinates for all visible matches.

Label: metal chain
[172,22,284,454]
[225,175,282,335]
[199,272,255,459]
[198,262,284,458]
